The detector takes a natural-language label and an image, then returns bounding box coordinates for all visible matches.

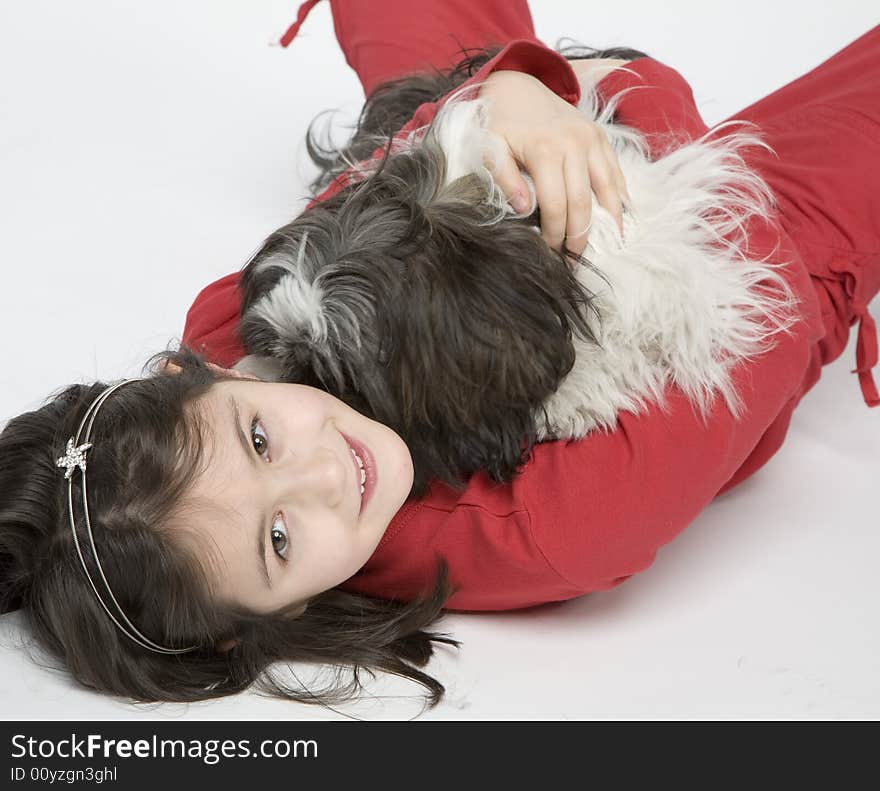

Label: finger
[524,140,568,250]
[587,147,624,237]
[484,140,532,214]
[562,152,592,259]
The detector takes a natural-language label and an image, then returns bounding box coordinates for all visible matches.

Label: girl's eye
[271,514,289,561]
[250,416,269,460]
[249,415,289,561]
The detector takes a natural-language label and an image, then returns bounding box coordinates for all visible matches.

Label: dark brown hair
[0,345,458,716]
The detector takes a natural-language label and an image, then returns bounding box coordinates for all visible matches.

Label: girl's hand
[480,68,631,258]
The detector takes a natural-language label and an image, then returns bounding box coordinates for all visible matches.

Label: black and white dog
[233,56,801,499]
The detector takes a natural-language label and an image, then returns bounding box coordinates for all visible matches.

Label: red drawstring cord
[829,256,879,408]
[851,302,879,407]
[279,0,323,48]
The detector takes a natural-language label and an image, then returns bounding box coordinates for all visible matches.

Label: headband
[55,378,199,655]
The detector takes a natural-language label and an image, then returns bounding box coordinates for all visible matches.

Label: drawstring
[279,0,323,48]
[830,256,879,408]
[851,301,879,407]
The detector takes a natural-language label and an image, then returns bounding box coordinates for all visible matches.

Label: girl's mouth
[340,433,376,515]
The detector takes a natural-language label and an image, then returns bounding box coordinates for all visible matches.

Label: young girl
[1,1,877,714]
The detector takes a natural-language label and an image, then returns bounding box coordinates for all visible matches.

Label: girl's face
[181,366,414,616]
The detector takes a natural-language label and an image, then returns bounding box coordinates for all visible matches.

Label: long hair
[0,344,459,714]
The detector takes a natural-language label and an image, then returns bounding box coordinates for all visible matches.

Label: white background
[0,1,878,720]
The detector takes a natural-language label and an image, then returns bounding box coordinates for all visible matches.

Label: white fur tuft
[249,232,331,356]
[427,72,803,436]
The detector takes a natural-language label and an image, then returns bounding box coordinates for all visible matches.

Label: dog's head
[238,95,602,499]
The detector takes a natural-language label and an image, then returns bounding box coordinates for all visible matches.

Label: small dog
[233,60,801,499]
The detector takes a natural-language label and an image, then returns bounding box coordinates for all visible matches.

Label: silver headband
[56,377,199,655]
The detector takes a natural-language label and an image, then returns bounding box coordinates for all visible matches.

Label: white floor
[1,0,877,720]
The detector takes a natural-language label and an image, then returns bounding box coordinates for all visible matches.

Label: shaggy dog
[232,57,801,499]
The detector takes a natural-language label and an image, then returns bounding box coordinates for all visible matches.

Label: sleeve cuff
[181,272,246,367]
[469,38,582,106]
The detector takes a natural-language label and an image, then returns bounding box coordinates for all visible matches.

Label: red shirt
[181,45,831,610]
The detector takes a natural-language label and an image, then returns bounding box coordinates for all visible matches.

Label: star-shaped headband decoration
[56,438,94,480]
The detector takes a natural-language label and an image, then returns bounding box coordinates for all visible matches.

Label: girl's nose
[272,443,348,508]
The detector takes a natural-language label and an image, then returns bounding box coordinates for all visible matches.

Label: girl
[1,1,878,714]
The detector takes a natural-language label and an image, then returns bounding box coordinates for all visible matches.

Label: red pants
[722,26,880,380]
[713,25,880,492]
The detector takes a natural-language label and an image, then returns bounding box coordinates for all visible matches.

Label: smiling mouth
[340,433,375,516]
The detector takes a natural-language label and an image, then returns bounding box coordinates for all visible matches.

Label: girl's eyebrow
[227,393,272,590]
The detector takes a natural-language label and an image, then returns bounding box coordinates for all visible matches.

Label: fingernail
[513,192,529,213]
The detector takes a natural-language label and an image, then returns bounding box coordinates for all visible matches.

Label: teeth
[350,447,366,495]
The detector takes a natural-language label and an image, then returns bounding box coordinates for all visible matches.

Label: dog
[232,59,801,500]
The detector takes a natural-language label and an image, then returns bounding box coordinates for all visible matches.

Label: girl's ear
[157,359,184,375]
[204,362,261,381]
[156,358,261,381]
[215,638,239,654]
